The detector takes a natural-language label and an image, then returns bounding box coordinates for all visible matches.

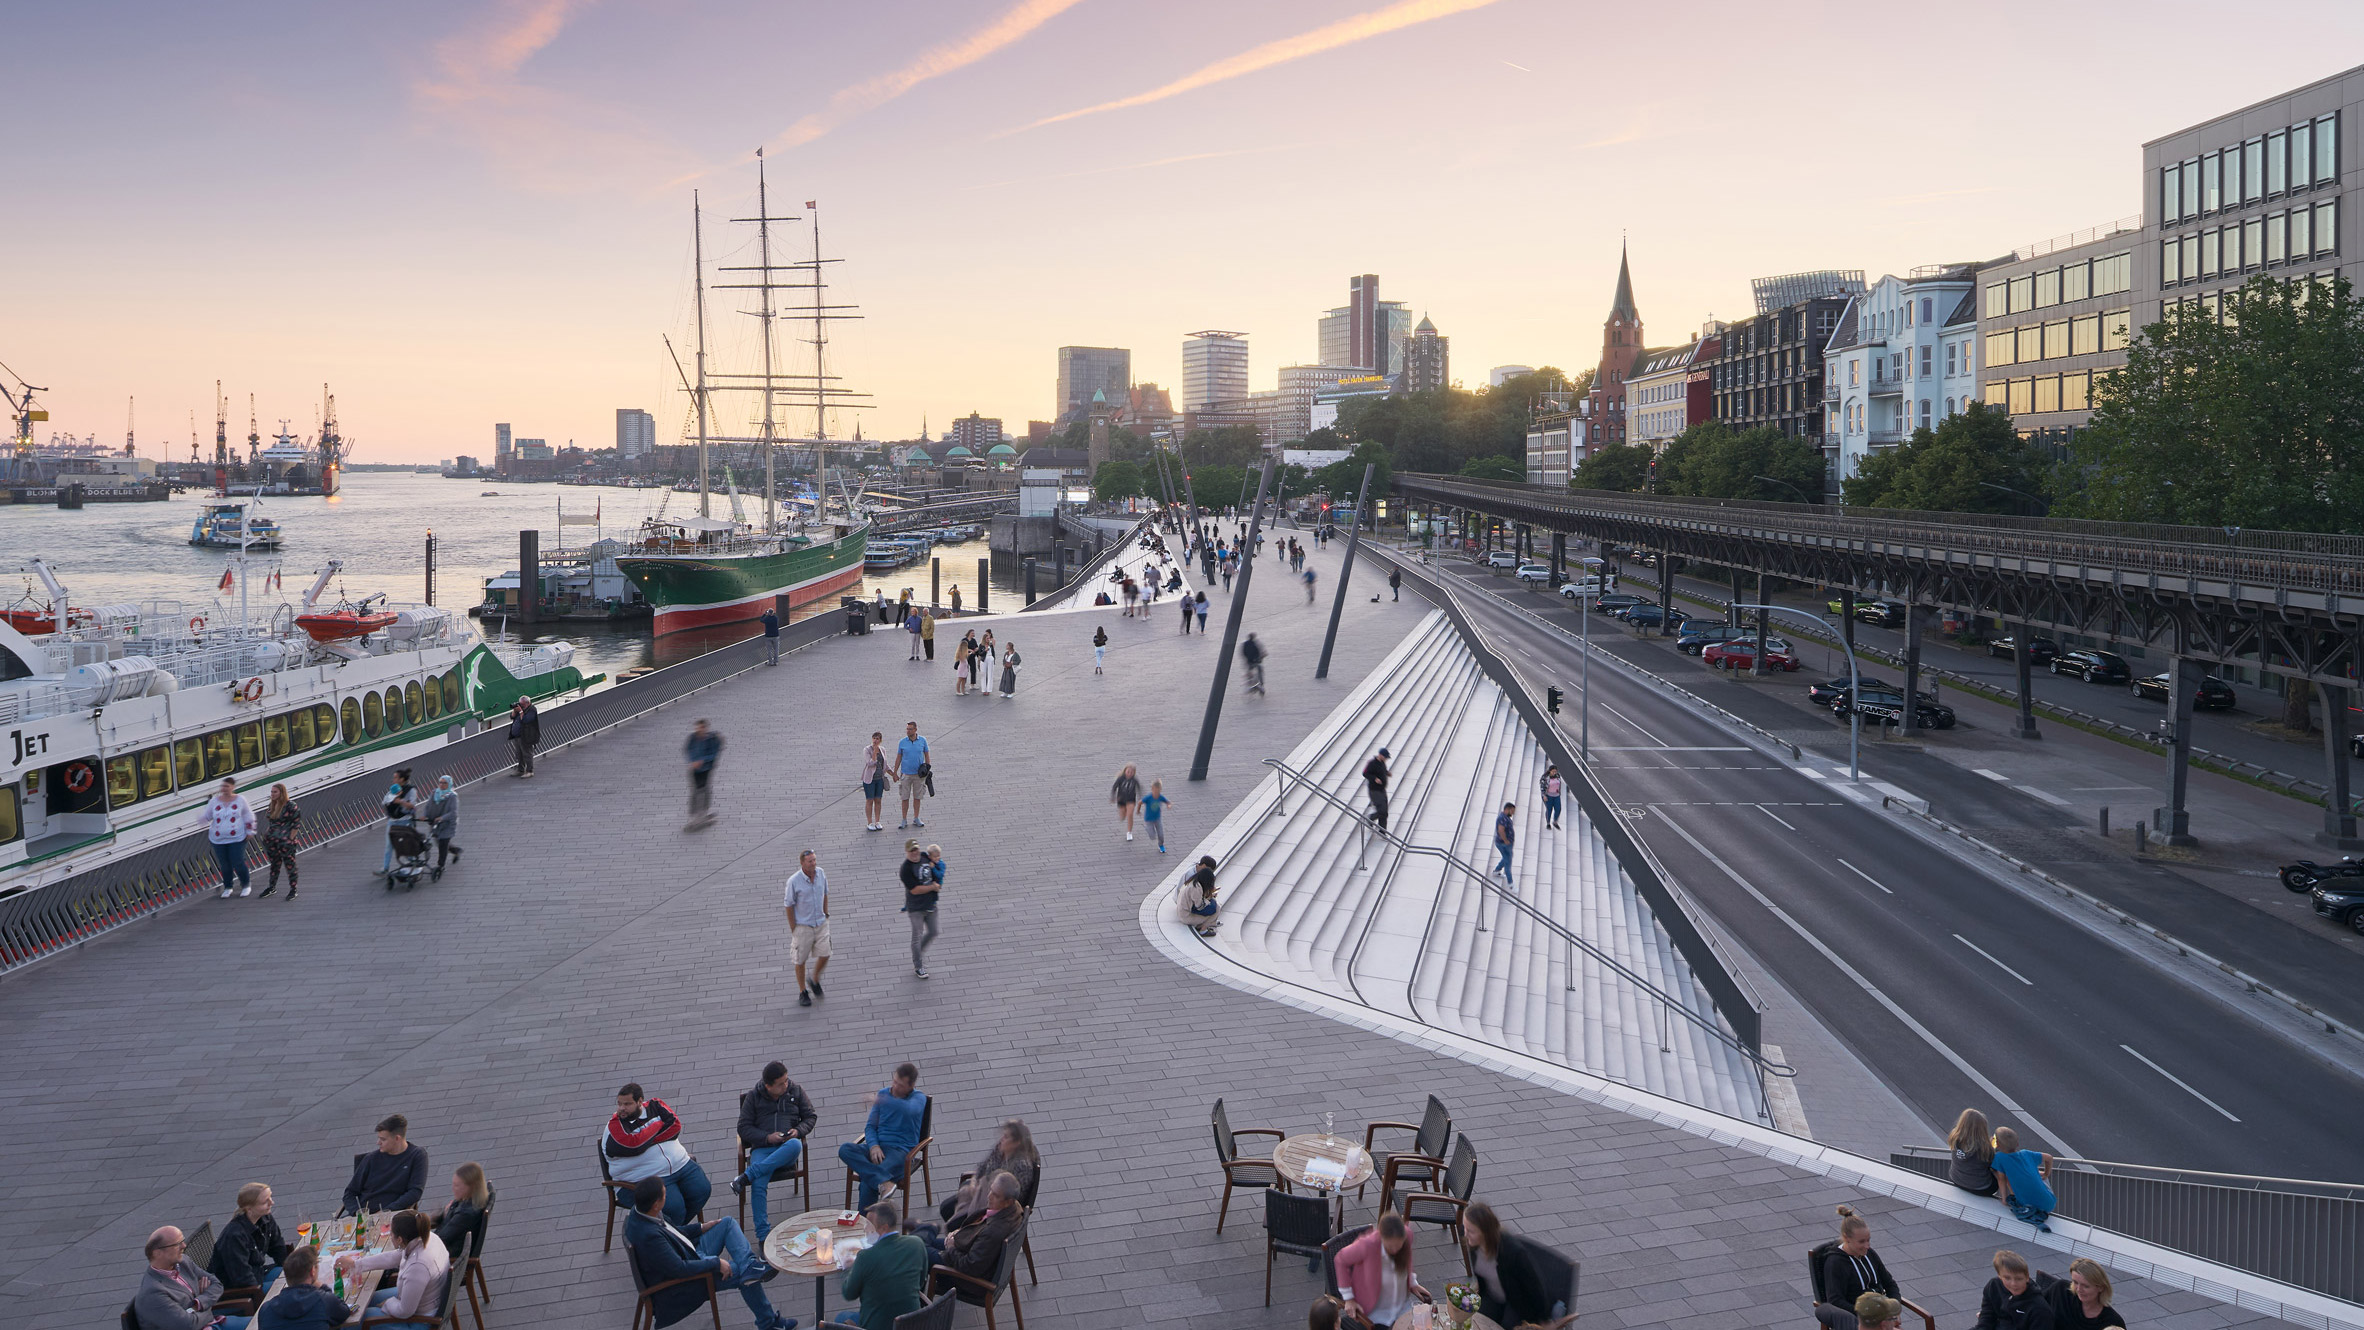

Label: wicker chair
[1362,1095,1451,1213]
[842,1095,935,1224]
[358,1232,474,1329]
[459,1191,494,1330]
[627,1236,721,1330]
[1211,1098,1287,1234]
[952,1157,1043,1286]
[735,1090,811,1230]
[599,1147,639,1255]
[1263,1190,1333,1307]
[1399,1135,1478,1274]
[1805,1240,1934,1330]
[894,1290,959,1330]
[929,1210,1028,1330]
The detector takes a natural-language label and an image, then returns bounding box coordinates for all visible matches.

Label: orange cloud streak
[771,0,1090,152]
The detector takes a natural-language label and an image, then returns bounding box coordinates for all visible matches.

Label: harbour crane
[1,359,47,483]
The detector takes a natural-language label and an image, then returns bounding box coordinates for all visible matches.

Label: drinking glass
[1322,1111,1335,1140]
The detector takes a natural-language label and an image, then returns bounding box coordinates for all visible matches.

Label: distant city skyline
[11,4,2364,460]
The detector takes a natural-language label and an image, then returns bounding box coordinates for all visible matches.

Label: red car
[1703,641,1800,672]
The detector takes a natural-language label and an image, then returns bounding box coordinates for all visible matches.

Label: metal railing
[1891,1147,2364,1302]
[2014,214,2144,262]
[1260,755,1792,1123]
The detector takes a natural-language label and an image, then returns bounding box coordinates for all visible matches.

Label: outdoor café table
[765,1207,871,1327]
[254,1214,389,1318]
[1273,1133,1375,1230]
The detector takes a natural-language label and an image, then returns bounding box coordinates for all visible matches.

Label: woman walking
[1195,591,1209,634]
[998,641,1021,697]
[860,732,888,832]
[424,775,462,880]
[260,783,302,900]
[1178,593,1193,634]
[1111,765,1141,841]
[1093,624,1108,675]
[1539,765,1565,830]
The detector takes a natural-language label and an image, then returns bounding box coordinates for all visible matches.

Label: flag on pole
[218,567,234,592]
[805,200,817,209]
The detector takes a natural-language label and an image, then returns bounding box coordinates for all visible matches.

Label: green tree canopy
[1840,403,2048,513]
[2059,275,2364,532]
[1185,463,1249,511]
[1655,422,1824,501]
[1090,459,1145,502]
[1181,424,1265,468]
[1332,369,1568,476]
[1312,441,1392,509]
[1571,440,1653,492]
[1457,455,1523,481]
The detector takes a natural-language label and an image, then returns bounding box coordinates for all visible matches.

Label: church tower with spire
[1590,243,1645,446]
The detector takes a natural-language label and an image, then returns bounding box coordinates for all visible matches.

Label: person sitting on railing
[1973,1250,2054,1330]
[1987,1129,2055,1232]
[1180,856,1220,936]
[1813,1206,1902,1330]
[2038,1258,2123,1330]
[1945,1109,1998,1197]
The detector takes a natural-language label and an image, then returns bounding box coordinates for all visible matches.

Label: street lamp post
[1733,602,1860,781]
[1752,475,1812,503]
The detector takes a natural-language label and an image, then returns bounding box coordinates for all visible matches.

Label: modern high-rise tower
[1181,332,1250,411]
[1056,346,1132,422]
[615,408,656,458]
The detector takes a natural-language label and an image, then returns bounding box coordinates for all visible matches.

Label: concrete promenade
[0,527,2290,1328]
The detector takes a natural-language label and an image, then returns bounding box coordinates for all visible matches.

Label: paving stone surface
[0,527,2285,1328]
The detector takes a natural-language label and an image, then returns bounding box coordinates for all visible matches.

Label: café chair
[183,1221,217,1278]
[895,1289,959,1330]
[957,1158,1044,1286]
[627,1236,722,1330]
[1362,1095,1452,1211]
[1263,1191,1333,1307]
[119,1301,139,1330]
[842,1095,935,1224]
[735,1090,811,1227]
[1806,1240,1933,1330]
[1399,1134,1479,1274]
[460,1191,495,1330]
[359,1233,474,1330]
[599,1147,638,1254]
[928,1210,1028,1330]
[179,1221,258,1315]
[1211,1097,1288,1235]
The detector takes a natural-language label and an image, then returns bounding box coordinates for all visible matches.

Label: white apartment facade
[1822,267,1979,483]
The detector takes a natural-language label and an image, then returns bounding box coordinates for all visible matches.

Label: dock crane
[1,359,47,483]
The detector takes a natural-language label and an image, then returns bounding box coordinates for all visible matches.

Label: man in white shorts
[784,850,830,1008]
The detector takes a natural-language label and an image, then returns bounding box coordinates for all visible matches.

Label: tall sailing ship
[615,155,870,634]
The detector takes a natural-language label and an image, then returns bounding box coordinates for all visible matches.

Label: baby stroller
[385,823,432,891]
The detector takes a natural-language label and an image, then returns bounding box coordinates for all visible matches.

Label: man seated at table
[255,1246,349,1330]
[605,1083,713,1226]
[836,1063,926,1211]
[135,1225,249,1330]
[826,1201,927,1330]
[937,1172,1025,1285]
[623,1177,796,1330]
[341,1115,428,1217]
[733,1060,818,1240]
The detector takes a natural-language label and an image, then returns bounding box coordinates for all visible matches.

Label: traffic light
[1547,686,1564,715]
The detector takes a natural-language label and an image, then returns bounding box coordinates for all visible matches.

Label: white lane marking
[1655,812,2080,1157]
[1974,768,2012,782]
[1590,746,1749,751]
[1798,768,1828,780]
[1596,701,1666,745]
[2121,1045,2241,1122]
[2072,786,2149,792]
[1758,805,1797,831]
[1953,933,2034,986]
[1836,858,1892,894]
[2018,786,2073,808]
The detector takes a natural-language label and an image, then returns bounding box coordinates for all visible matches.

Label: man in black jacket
[341,1115,427,1216]
[1976,1251,2056,1330]
[730,1061,818,1239]
[623,1177,794,1330]
[1362,748,1391,831]
[939,1172,1025,1285]
[507,697,539,778]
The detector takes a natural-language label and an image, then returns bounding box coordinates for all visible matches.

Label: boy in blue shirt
[1989,1127,2055,1231]
[1140,782,1170,853]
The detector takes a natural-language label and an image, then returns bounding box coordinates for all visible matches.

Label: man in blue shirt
[1494,802,1517,885]
[893,722,930,830]
[837,1063,927,1211]
[686,720,724,829]
[760,607,781,666]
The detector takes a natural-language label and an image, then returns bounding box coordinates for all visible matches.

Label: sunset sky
[11,2,2364,463]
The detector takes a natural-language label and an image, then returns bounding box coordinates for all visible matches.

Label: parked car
[2051,649,2133,683]
[1483,551,1521,569]
[1624,604,1688,628]
[1843,686,1957,729]
[1703,641,1801,672]
[1827,597,1909,625]
[2130,673,2238,709]
[1514,563,1554,584]
[1591,593,1646,615]
[2312,880,2364,935]
[1558,576,1611,600]
[1988,635,2061,664]
[1677,624,1739,654]
[1806,675,1892,707]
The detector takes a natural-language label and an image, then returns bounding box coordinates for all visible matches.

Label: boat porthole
[404,681,424,726]
[423,673,443,720]
[381,687,403,732]
[442,673,462,714]
[362,691,383,738]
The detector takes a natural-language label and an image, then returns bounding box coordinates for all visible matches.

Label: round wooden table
[764,1207,868,1327]
[1274,1133,1375,1229]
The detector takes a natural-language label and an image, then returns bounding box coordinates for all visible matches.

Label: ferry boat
[190,499,282,549]
[0,558,598,894]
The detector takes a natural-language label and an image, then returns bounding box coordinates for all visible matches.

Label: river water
[2,472,1014,680]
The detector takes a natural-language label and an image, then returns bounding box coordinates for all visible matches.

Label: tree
[1457,455,1523,481]
[2059,274,2364,532]
[1181,425,1264,468]
[1841,403,2048,513]
[1091,459,1145,502]
[1656,422,1824,501]
[1312,441,1391,509]
[1572,440,1653,492]
[1186,463,1249,511]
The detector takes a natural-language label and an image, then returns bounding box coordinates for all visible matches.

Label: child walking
[1141,781,1170,853]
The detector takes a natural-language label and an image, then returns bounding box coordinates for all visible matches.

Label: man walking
[1303,565,1318,604]
[1363,748,1391,832]
[202,777,257,899]
[1389,568,1401,601]
[893,721,929,830]
[761,605,782,666]
[685,719,723,829]
[507,695,540,777]
[785,850,829,1007]
[1493,801,1517,885]
[900,840,939,978]
[1240,633,1265,696]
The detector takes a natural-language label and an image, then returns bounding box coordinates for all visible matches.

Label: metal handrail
[1256,755,1795,1117]
[1893,1145,2364,1199]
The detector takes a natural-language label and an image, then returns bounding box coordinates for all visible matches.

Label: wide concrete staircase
[1201,611,1765,1121]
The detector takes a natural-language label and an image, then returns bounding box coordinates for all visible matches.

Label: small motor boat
[297,593,396,643]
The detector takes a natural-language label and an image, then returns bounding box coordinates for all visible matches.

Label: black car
[2050,649,2132,683]
[2312,881,2364,935]
[1842,686,1957,729]
[1988,635,2060,664]
[2130,673,2238,709]
[1678,631,1741,657]
[1592,593,1645,615]
[1853,600,1909,626]
[1625,604,1687,628]
[1806,675,1892,707]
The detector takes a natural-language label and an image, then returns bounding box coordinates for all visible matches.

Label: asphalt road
[1419,555,2364,1184]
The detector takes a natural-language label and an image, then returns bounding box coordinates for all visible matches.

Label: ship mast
[693,191,712,519]
[755,150,780,535]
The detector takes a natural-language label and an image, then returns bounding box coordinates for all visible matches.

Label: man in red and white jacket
[602,1084,712,1225]
[199,777,257,899]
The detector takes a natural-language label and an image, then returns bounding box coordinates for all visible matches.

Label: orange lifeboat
[296,607,396,643]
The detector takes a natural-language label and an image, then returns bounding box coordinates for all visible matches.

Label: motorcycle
[2279,857,2364,892]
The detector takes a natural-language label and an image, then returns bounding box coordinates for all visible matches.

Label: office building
[494,423,512,459]
[1973,228,2135,446]
[949,413,1004,452]
[1055,346,1131,422]
[1310,375,1393,432]
[1823,267,1976,485]
[515,437,552,460]
[1402,316,1450,393]
[1489,365,1536,387]
[1526,405,1587,487]
[1706,275,1858,468]
[1274,364,1365,445]
[1182,331,1249,410]
[1626,327,1722,449]
[1317,278,1412,374]
[615,408,656,458]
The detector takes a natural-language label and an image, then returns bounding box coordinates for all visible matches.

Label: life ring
[237,677,265,703]
[189,615,207,637]
[63,761,96,794]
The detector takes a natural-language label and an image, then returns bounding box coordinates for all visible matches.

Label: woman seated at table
[429,1163,492,1263]
[939,1120,1039,1226]
[256,1246,350,1330]
[1459,1202,1574,1328]
[1335,1213,1430,1330]
[211,1182,292,1298]
[334,1210,448,1330]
